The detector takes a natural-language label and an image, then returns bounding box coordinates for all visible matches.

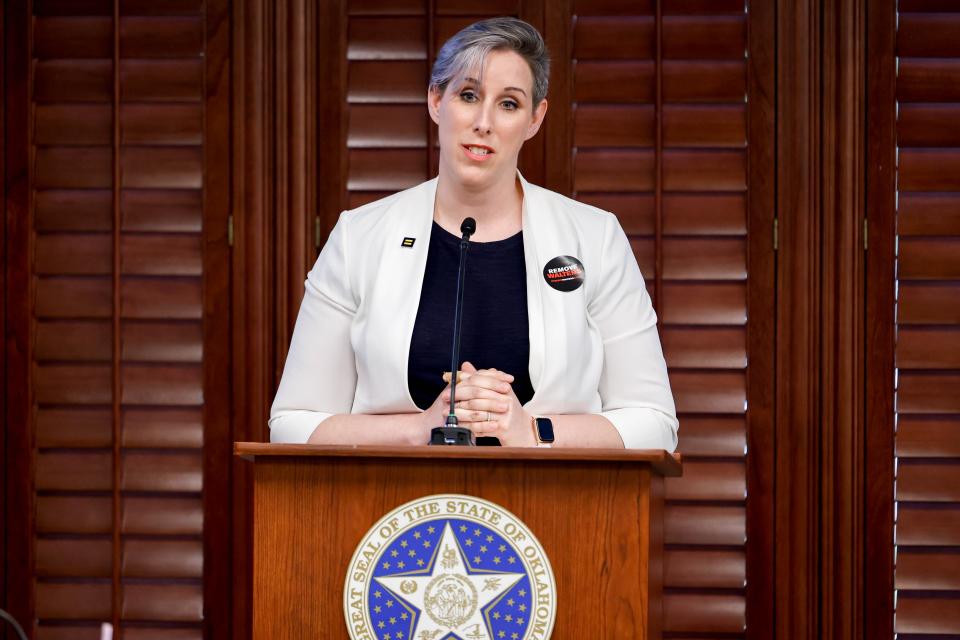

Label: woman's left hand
[445,361,537,447]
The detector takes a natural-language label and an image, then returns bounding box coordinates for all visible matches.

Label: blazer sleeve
[269,212,359,443]
[590,214,679,451]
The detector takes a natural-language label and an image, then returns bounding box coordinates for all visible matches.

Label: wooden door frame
[3,0,34,635]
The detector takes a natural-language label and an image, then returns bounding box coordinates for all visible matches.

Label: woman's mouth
[462,144,494,161]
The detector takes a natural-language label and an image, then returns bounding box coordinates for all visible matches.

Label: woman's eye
[459,90,478,102]
[501,100,519,110]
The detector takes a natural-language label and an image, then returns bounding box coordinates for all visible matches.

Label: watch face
[536,418,555,443]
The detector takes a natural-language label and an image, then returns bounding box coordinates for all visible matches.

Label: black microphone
[430,217,477,446]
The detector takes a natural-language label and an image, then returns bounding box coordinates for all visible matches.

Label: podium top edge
[234,442,682,477]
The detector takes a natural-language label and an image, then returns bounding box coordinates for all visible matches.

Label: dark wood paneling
[776,0,821,637]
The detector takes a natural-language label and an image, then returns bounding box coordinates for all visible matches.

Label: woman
[270,17,678,450]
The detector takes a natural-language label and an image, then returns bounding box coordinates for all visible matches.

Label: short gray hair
[429,17,550,107]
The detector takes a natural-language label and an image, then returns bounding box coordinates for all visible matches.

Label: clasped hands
[428,361,536,446]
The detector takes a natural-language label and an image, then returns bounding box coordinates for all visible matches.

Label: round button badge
[542,256,585,292]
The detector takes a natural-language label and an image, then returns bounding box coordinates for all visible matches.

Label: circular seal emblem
[542,256,585,292]
[344,494,557,640]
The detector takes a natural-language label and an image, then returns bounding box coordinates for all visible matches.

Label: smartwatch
[531,416,555,447]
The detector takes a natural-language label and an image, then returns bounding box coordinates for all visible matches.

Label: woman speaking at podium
[270,18,678,450]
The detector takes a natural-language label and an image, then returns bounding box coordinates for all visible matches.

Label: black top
[408,221,535,411]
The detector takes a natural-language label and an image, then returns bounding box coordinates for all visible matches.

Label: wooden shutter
[569,0,752,635]
[30,1,229,638]
[895,1,960,635]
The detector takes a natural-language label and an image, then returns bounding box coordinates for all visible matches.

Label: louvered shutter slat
[665,461,746,501]
[897,417,960,457]
[122,540,203,579]
[662,282,747,324]
[665,506,746,545]
[665,550,746,588]
[897,463,960,501]
[895,596,960,634]
[436,0,518,14]
[35,364,112,404]
[664,193,747,234]
[896,551,960,589]
[897,327,960,368]
[898,372,960,412]
[896,505,960,545]
[662,327,746,369]
[121,498,203,535]
[37,409,113,448]
[122,408,204,448]
[121,104,203,145]
[36,105,112,145]
[119,17,203,57]
[898,104,960,147]
[348,105,428,148]
[37,540,112,578]
[36,451,112,491]
[662,16,745,59]
[674,417,746,456]
[662,593,745,633]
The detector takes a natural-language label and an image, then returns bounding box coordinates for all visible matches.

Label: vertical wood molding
[541,0,572,196]
[205,0,234,636]
[3,0,33,634]
[316,0,346,244]
[232,0,272,636]
[819,0,867,638]
[274,0,318,356]
[864,0,896,637]
[746,0,777,637]
[232,0,323,635]
[776,0,822,637]
[518,0,545,187]
[0,0,7,625]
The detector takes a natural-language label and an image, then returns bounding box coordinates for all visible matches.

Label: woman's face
[428,49,548,190]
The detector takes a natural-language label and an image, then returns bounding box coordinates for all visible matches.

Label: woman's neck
[433,169,523,242]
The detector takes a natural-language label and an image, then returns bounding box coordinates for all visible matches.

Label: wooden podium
[236,443,681,639]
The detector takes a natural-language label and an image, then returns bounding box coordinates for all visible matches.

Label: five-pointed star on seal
[375,523,525,640]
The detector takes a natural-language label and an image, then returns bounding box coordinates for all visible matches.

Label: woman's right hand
[418,382,453,440]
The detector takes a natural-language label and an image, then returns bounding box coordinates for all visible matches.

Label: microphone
[430,217,477,446]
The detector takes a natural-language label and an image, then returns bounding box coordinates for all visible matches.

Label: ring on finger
[486,411,491,422]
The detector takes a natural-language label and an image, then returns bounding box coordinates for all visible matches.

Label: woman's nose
[472,103,493,134]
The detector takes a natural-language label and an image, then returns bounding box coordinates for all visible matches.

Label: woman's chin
[449,161,504,189]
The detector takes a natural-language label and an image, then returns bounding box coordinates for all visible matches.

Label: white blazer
[269,174,678,450]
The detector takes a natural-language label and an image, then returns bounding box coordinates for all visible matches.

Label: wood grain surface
[245,450,668,639]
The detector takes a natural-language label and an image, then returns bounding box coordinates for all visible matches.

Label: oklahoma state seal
[344,494,557,640]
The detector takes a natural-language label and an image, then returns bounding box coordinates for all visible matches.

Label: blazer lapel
[361,178,437,413]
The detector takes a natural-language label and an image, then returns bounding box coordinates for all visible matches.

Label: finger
[444,385,508,404]
[453,409,504,434]
[461,361,513,383]
[476,369,514,383]
[455,398,510,413]
[458,374,512,394]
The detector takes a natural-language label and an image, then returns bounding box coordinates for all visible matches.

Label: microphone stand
[430,218,476,446]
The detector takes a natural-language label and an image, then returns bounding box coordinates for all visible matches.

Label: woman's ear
[427,87,443,126]
[525,98,548,141]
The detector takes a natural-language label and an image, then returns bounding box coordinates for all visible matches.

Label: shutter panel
[895,2,960,637]
[571,0,749,635]
[31,1,222,637]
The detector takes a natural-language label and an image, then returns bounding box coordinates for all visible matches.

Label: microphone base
[429,426,476,446]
